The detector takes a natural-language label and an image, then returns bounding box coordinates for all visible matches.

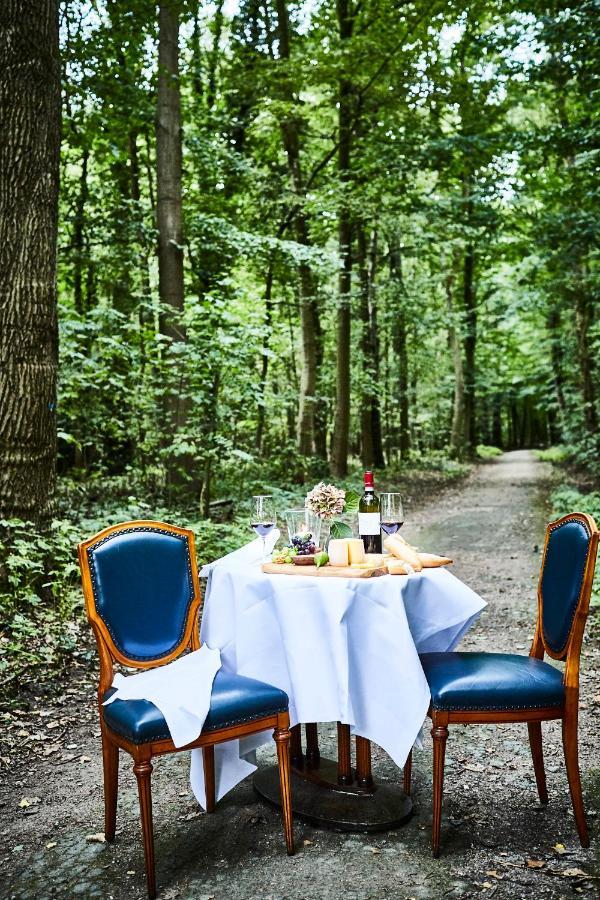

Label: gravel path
[1,450,599,899]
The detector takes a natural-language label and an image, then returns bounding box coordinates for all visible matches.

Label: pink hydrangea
[305,482,346,520]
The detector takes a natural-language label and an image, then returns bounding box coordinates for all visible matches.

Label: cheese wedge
[328,538,349,567]
[383,535,423,571]
[418,552,452,568]
[347,538,366,564]
[364,553,384,568]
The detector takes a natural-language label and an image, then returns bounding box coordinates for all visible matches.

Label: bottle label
[358,512,381,536]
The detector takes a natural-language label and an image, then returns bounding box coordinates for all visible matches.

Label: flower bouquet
[304,482,360,541]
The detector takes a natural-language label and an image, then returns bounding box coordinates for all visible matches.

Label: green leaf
[314,551,329,568]
[330,521,353,540]
[343,490,360,514]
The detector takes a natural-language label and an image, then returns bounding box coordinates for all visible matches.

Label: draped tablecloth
[193,541,486,806]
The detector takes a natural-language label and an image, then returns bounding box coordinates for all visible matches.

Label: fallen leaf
[552,843,567,855]
[126,871,135,876]
[19,797,40,808]
[85,833,106,844]
[482,882,493,889]
[45,842,57,850]
[485,870,503,880]
[527,859,545,869]
[79,755,91,763]
[302,839,314,846]
[562,868,588,878]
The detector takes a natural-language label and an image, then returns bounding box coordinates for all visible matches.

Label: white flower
[305,482,346,520]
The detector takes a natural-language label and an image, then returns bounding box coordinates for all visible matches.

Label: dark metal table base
[254,755,413,833]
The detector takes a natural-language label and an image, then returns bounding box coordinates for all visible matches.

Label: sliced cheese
[328,538,349,567]
[347,538,366,564]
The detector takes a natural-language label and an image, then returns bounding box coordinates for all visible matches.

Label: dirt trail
[2,451,599,899]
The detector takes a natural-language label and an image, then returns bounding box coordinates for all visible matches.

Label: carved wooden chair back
[531,512,599,692]
[78,520,202,699]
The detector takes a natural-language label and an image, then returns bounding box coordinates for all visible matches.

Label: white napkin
[103,646,221,748]
[199,529,280,578]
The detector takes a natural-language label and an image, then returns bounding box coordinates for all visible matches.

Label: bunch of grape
[272,546,297,564]
[291,532,317,556]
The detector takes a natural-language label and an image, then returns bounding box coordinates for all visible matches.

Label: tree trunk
[157,1,185,343]
[274,0,320,459]
[574,269,597,435]
[462,240,477,452]
[0,0,60,525]
[207,0,224,111]
[446,259,466,459]
[546,303,567,420]
[331,0,354,477]
[73,145,89,315]
[358,226,374,468]
[388,235,410,460]
[255,262,275,451]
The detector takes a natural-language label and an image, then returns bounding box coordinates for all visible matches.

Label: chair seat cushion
[420,652,565,712]
[103,669,288,744]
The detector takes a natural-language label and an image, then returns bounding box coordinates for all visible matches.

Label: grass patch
[534,445,575,464]
[476,444,503,460]
[550,484,600,612]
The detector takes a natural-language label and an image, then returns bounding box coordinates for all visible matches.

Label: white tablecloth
[194,543,486,805]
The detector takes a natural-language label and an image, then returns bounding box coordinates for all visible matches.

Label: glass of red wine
[380,492,404,538]
[251,495,277,562]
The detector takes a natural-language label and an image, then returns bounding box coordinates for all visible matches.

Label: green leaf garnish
[330,521,354,539]
[343,490,360,514]
[314,551,329,568]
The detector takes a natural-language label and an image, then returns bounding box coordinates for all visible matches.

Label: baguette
[387,559,413,575]
[418,552,452,568]
[383,535,423,571]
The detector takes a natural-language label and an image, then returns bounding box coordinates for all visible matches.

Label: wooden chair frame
[403,512,599,856]
[78,520,294,899]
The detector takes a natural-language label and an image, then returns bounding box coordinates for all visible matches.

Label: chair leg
[431,720,448,857]
[203,745,216,813]
[403,749,412,796]
[562,712,589,848]
[274,725,294,855]
[101,729,119,841]
[134,755,156,900]
[527,721,548,804]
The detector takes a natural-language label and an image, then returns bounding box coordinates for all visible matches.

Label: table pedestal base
[253,756,413,833]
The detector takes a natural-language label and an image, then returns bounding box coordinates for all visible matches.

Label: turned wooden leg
[403,749,413,796]
[101,728,118,842]
[355,736,373,788]
[527,721,548,804]
[274,723,294,855]
[431,720,448,857]
[562,712,589,847]
[337,723,353,785]
[134,756,156,899]
[290,724,303,767]
[203,745,216,813]
[305,723,320,766]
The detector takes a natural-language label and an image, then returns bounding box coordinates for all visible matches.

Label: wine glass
[251,495,277,562]
[380,492,404,538]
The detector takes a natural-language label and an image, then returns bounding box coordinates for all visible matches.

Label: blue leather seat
[420,652,564,712]
[103,669,289,745]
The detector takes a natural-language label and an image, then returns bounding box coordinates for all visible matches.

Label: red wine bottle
[359,470,381,553]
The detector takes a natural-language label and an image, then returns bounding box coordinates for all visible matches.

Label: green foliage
[533,445,575,464]
[549,485,600,610]
[476,445,503,460]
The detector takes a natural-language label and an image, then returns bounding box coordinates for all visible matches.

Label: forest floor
[1,450,599,899]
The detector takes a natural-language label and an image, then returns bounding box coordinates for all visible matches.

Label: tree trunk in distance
[574,266,597,435]
[274,0,320,459]
[0,0,60,526]
[462,241,477,453]
[331,0,354,478]
[446,259,466,459]
[157,1,185,342]
[388,235,410,460]
[73,145,89,315]
[357,227,375,468]
[255,262,275,451]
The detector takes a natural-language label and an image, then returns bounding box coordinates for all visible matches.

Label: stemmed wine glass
[380,492,404,537]
[251,495,277,562]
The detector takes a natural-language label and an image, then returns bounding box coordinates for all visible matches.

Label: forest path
[3,452,600,899]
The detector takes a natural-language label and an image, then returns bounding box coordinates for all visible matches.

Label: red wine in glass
[251,522,275,538]
[380,493,404,540]
[251,495,277,562]
[381,521,404,536]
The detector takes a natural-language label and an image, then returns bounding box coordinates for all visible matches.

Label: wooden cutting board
[262,563,388,578]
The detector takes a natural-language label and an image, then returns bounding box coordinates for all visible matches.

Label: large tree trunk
[357,225,384,469]
[331,0,354,477]
[275,0,320,459]
[0,0,60,525]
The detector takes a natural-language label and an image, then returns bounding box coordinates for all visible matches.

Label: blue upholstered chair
[403,512,599,856]
[78,521,294,899]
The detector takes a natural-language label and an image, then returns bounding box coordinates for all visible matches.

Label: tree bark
[573,265,597,435]
[446,258,466,459]
[275,0,320,458]
[72,145,89,315]
[255,261,275,451]
[462,239,477,452]
[388,235,410,461]
[357,225,384,469]
[157,1,185,343]
[331,0,355,477]
[0,0,60,526]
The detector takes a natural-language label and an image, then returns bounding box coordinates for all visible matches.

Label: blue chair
[403,512,598,856]
[78,521,294,898]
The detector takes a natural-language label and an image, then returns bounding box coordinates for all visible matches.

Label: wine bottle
[358,470,381,553]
